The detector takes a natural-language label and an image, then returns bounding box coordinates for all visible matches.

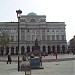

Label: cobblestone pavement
[0,60,75,75]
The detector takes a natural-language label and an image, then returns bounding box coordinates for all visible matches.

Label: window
[27,29,29,32]
[61,35,65,40]
[47,29,49,32]
[21,28,25,41]
[32,35,35,41]
[21,34,25,41]
[56,35,59,40]
[42,35,45,40]
[61,29,64,32]
[36,35,39,40]
[16,36,18,41]
[27,35,30,41]
[42,29,45,33]
[36,30,39,34]
[21,28,25,33]
[30,19,36,22]
[56,29,59,32]
[52,35,55,40]
[40,19,46,22]
[11,35,14,41]
[47,35,50,40]
[32,30,35,33]
[52,29,54,32]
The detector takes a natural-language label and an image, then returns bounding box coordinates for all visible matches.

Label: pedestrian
[39,53,42,66]
[26,53,28,60]
[7,53,12,64]
[43,52,45,57]
[30,53,34,59]
[22,53,26,61]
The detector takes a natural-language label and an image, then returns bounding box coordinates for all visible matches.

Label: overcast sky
[0,0,75,42]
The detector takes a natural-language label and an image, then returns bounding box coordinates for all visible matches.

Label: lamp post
[16,9,22,71]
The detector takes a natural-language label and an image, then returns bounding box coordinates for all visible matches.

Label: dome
[27,12,37,16]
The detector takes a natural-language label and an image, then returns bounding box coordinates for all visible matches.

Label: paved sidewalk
[0,54,75,75]
[0,60,75,75]
[0,54,75,62]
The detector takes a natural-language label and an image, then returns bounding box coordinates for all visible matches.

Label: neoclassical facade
[0,12,67,55]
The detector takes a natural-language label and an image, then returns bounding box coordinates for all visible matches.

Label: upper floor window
[21,28,25,34]
[21,34,25,41]
[47,35,50,40]
[61,35,65,40]
[42,35,45,40]
[52,35,55,40]
[32,30,35,34]
[52,29,54,32]
[40,19,46,22]
[47,29,49,32]
[27,29,29,32]
[42,29,45,32]
[27,35,30,41]
[56,35,59,40]
[56,29,59,32]
[61,29,64,32]
[32,35,35,41]
[11,35,14,41]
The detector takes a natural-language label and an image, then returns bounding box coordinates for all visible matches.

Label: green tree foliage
[0,31,9,47]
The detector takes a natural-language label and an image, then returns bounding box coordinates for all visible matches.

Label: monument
[34,39,39,50]
[31,39,41,56]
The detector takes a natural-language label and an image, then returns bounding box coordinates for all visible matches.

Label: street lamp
[16,9,22,71]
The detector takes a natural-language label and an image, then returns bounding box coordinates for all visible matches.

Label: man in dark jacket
[7,53,12,64]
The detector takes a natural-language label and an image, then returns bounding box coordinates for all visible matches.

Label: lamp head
[16,9,22,18]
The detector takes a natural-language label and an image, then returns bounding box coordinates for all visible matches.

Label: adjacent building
[0,12,67,55]
[69,36,75,53]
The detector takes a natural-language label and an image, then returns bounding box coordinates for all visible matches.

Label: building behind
[0,12,67,55]
[69,36,75,54]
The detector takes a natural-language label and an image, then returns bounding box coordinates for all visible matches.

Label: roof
[27,12,37,16]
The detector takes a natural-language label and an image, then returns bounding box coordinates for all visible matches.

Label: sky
[0,0,75,42]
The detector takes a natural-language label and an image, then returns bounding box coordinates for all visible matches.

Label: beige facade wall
[0,13,67,55]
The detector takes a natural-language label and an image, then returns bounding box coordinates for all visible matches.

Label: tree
[0,31,10,47]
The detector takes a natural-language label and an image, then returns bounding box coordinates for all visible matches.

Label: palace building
[0,12,67,55]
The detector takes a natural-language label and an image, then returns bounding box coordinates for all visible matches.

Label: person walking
[22,53,26,61]
[39,53,42,66]
[7,53,12,64]
[30,54,34,59]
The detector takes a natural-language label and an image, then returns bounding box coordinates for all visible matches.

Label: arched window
[52,46,55,53]
[62,45,65,53]
[43,46,46,52]
[57,45,60,54]
[48,46,51,54]
[27,46,30,53]
[6,46,9,55]
[30,19,36,22]
[16,46,18,55]
[11,46,14,55]
[21,46,25,55]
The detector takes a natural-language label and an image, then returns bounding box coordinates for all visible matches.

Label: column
[46,46,48,53]
[14,46,16,55]
[9,47,11,54]
[30,46,32,52]
[25,46,27,52]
